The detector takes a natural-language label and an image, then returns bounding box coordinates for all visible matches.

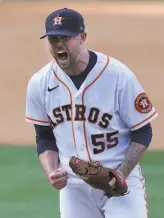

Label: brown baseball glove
[69,156,129,198]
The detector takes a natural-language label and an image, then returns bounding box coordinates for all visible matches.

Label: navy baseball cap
[40,8,85,39]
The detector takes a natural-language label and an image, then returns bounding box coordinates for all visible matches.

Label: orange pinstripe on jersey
[82,56,110,162]
[26,116,50,124]
[52,68,78,157]
[130,111,157,130]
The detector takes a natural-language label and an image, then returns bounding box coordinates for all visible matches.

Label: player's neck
[65,49,89,76]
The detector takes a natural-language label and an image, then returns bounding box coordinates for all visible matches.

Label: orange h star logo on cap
[53,15,65,26]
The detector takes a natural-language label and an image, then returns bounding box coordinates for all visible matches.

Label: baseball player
[26,8,158,218]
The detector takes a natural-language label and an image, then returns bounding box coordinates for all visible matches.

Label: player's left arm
[117,122,152,179]
[116,71,158,180]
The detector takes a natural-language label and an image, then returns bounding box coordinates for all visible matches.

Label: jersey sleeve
[25,75,50,126]
[118,74,158,131]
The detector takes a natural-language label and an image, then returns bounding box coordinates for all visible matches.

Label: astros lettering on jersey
[26,51,158,182]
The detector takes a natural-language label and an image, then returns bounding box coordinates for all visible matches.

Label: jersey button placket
[74,95,87,157]
[77,125,85,151]
[74,124,85,156]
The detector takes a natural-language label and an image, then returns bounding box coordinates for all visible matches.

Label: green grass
[0,147,163,218]
[140,152,164,218]
[0,147,59,218]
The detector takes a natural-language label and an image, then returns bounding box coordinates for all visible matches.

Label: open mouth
[57,51,68,61]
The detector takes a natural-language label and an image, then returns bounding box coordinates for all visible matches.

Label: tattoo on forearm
[119,142,147,178]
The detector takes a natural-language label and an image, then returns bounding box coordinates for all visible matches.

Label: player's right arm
[25,73,67,189]
[39,151,67,190]
[35,124,67,189]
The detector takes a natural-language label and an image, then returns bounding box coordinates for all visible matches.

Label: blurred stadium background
[0,0,163,217]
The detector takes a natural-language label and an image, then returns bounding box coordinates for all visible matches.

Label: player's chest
[44,78,118,129]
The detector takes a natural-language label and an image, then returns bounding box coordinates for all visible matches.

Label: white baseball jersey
[26,51,158,183]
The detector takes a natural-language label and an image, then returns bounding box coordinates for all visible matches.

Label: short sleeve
[25,76,50,126]
[119,74,158,131]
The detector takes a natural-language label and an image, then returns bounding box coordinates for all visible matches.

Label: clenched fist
[48,168,68,190]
